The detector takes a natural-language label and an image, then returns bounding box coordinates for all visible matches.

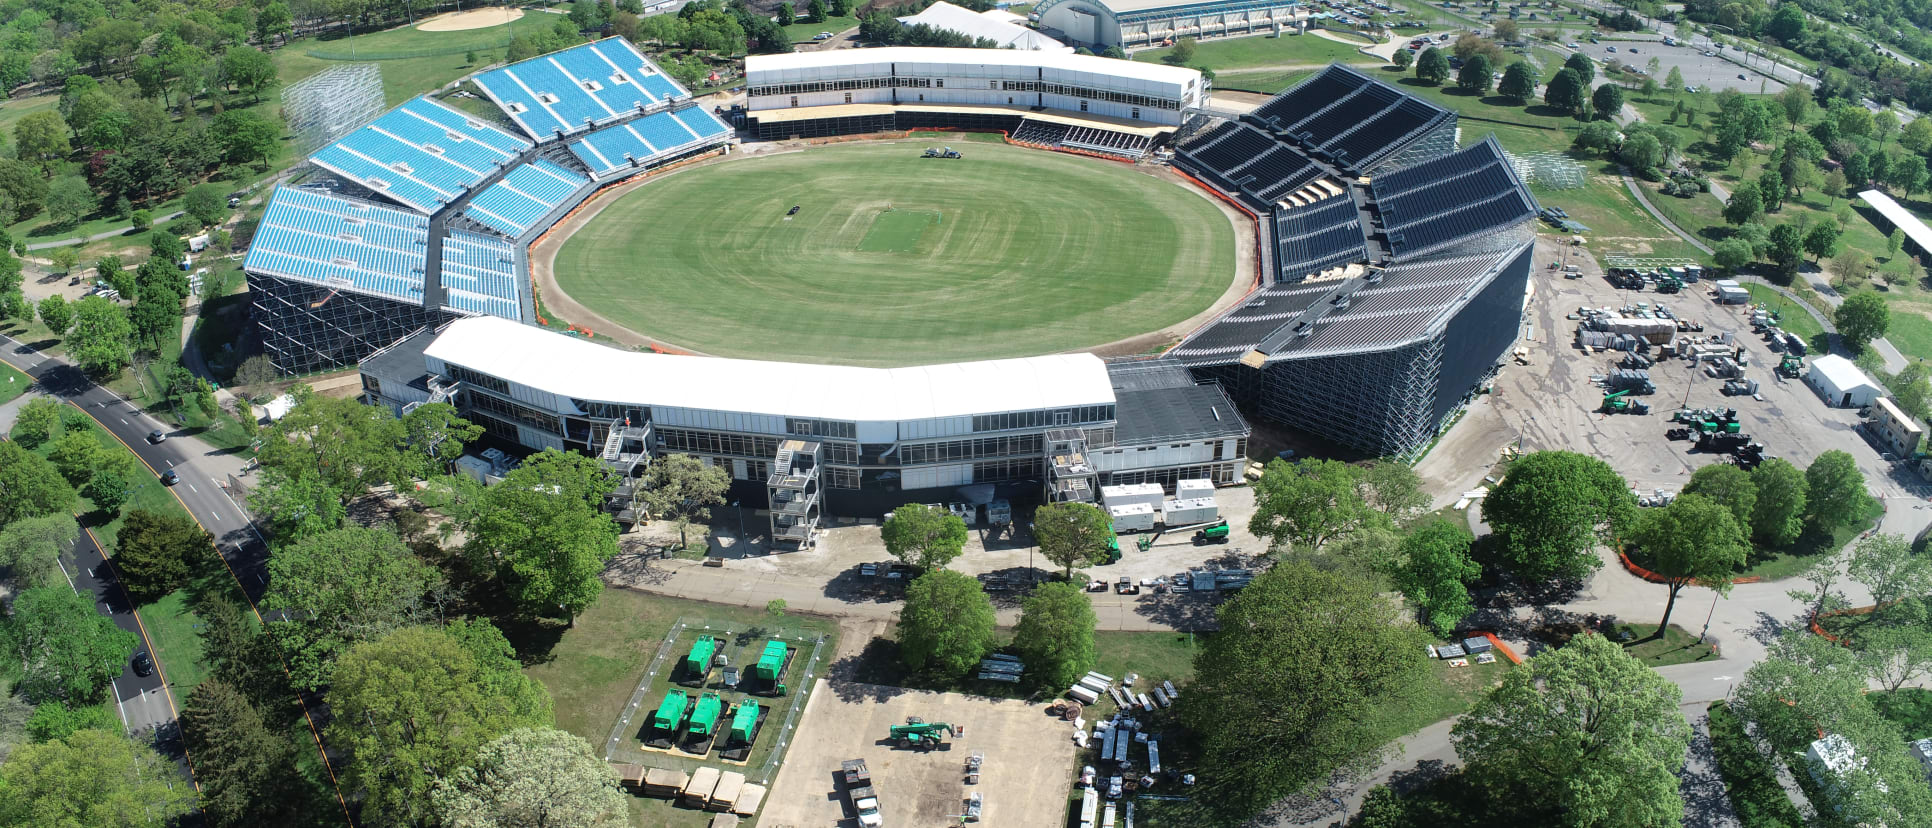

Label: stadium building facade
[1033,0,1307,50]
[359,317,1250,543]
[743,48,1203,157]
[243,38,734,375]
[1165,64,1539,459]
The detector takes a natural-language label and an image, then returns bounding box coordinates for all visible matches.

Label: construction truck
[889,717,959,750]
[1654,276,1683,294]
[843,760,882,827]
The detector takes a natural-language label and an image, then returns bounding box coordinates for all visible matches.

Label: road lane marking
[188,484,197,493]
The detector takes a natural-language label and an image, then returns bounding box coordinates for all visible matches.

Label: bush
[1706,702,1805,828]
[165,215,199,236]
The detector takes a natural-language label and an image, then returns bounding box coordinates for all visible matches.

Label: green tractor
[1777,354,1803,378]
[889,717,959,750]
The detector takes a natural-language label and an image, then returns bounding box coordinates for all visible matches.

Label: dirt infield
[416,7,522,31]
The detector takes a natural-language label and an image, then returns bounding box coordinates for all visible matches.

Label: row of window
[446,364,508,395]
[827,467,861,490]
[974,458,1043,482]
[658,427,783,460]
[998,81,1182,110]
[575,399,648,423]
[749,77,1181,110]
[465,389,558,435]
[972,405,1115,433]
[787,417,856,439]
[900,433,1044,466]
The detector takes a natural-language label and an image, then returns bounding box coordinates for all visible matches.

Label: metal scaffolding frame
[283,64,384,157]
[247,272,451,376]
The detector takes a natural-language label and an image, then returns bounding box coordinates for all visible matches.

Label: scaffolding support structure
[767,440,823,551]
[1044,428,1098,504]
[283,64,385,156]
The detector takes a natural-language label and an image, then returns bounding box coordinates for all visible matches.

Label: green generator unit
[689,692,723,736]
[729,700,760,743]
[753,641,788,680]
[651,690,689,731]
[684,636,718,677]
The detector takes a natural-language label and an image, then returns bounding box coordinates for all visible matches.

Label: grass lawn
[8,194,188,245]
[782,13,862,41]
[1741,284,1823,342]
[1706,701,1806,828]
[0,93,56,139]
[0,359,27,407]
[1134,33,1379,69]
[137,590,211,694]
[552,142,1235,365]
[1607,622,1719,666]
[1213,67,1320,94]
[1879,309,1932,363]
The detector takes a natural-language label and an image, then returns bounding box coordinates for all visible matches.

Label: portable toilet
[729,699,760,743]
[652,690,689,731]
[689,692,723,735]
[753,640,788,680]
[685,637,717,676]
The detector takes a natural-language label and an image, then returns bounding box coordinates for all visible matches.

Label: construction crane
[889,717,960,749]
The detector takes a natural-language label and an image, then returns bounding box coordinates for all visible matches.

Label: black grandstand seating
[1062,125,1152,158]
[1250,71,1356,127]
[1288,85,1400,150]
[1370,138,1536,258]
[1012,119,1072,146]
[1274,196,1368,281]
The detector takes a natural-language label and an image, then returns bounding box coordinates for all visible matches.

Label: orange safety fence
[1809,603,1882,646]
[1466,631,1524,665]
[1617,548,1764,585]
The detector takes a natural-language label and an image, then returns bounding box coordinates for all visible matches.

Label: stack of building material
[609,763,645,793]
[683,767,721,808]
[643,767,687,798]
[707,814,739,828]
[708,771,745,812]
[732,783,767,817]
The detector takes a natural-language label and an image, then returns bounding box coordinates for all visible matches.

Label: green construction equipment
[753,641,788,680]
[651,690,689,731]
[1777,354,1803,378]
[684,636,718,679]
[1601,390,1631,413]
[1105,532,1122,563]
[688,692,723,736]
[889,718,958,749]
[1193,519,1230,544]
[729,700,760,743]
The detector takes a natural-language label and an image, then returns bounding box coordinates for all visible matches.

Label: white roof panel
[424,316,1117,423]
[1810,354,1879,392]
[1859,189,1932,257]
[746,47,1200,87]
[896,2,1071,51]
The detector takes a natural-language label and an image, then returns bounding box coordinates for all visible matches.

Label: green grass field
[1134,33,1379,70]
[553,143,1236,366]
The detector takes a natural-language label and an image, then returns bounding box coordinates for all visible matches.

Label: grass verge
[1707,701,1806,828]
[1609,622,1719,666]
[0,359,27,407]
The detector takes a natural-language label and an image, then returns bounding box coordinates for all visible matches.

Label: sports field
[550,143,1236,366]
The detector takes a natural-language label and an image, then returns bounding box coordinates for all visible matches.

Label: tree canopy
[1681,463,1757,535]
[1032,501,1114,579]
[1498,61,1537,101]
[466,449,620,623]
[636,452,728,550]
[1011,581,1097,690]
[897,570,996,676]
[1803,450,1869,532]
[1627,493,1747,631]
[1544,68,1586,114]
[0,728,194,827]
[1249,458,1383,553]
[1392,520,1481,637]
[3,585,138,704]
[262,526,436,691]
[181,678,305,828]
[880,504,969,572]
[1480,451,1634,582]
[0,442,75,530]
[1834,292,1890,350]
[114,508,212,604]
[1416,47,1450,85]
[430,728,627,828]
[1452,633,1690,827]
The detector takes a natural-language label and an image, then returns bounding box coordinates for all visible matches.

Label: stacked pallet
[708,771,746,812]
[683,767,721,808]
[733,783,768,816]
[610,763,645,793]
[642,768,687,799]
[707,814,739,828]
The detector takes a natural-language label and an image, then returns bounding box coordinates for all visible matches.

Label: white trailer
[1079,789,1099,828]
[1162,498,1219,526]
[1175,478,1215,501]
[1109,503,1155,533]
[1101,483,1164,511]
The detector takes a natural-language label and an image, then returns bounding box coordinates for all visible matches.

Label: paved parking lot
[1569,40,1788,96]
[1481,239,1916,501]
[757,680,1075,828]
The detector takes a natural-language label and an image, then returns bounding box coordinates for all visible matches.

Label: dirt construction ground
[757,679,1076,828]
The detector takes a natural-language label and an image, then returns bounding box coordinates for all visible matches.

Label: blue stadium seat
[463,160,588,238]
[566,108,729,177]
[312,98,532,213]
[475,39,693,139]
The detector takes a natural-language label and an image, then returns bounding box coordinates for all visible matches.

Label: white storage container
[1077,675,1110,694]
[1162,498,1219,526]
[1068,684,1099,704]
[1175,478,1215,501]
[1109,502,1155,532]
[1101,483,1165,511]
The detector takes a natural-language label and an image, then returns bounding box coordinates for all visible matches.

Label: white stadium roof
[1859,189,1932,257]
[425,316,1117,423]
[745,47,1201,86]
[897,1,1071,51]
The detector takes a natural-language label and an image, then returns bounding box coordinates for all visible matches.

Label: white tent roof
[1809,354,1880,393]
[1859,189,1932,256]
[748,47,1200,86]
[424,316,1117,423]
[896,2,1071,51]
[981,8,1028,23]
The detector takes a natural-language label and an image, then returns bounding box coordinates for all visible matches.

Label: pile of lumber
[642,767,687,799]
[733,783,768,817]
[610,763,645,793]
[707,771,747,812]
[683,767,721,808]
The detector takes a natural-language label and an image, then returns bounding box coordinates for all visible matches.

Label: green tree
[1859,624,1932,692]
[1590,82,1623,121]
[1416,46,1450,85]
[1682,463,1757,534]
[1889,228,1906,260]
[35,294,70,336]
[45,430,98,487]
[1805,219,1842,261]
[1249,458,1381,552]
[808,0,827,20]
[1011,581,1096,689]
[183,182,227,227]
[881,504,969,572]
[2,585,137,703]
[1392,520,1480,637]
[262,526,435,690]
[1032,501,1114,579]
[1392,48,1413,71]
[1758,167,1784,211]
[255,390,407,501]
[1452,634,1690,827]
[1457,54,1492,94]
[777,2,794,25]
[1663,65,1684,93]
[1768,221,1805,277]
[1902,116,1932,154]
[897,569,996,676]
[431,727,626,828]
[1620,132,1664,173]
[327,626,552,827]
[194,593,291,715]
[1713,237,1755,272]
[66,295,131,376]
[1167,36,1196,66]
[1723,180,1763,225]
[1804,450,1868,532]
[0,728,194,826]
[1563,50,1595,84]
[248,467,347,546]
[46,246,76,276]
[466,450,620,623]
[43,175,92,227]
[1846,532,1931,611]
[13,111,69,170]
[1776,82,1813,130]
[637,452,727,550]
[114,509,211,604]
[1573,120,1621,155]
[1833,292,1889,352]
[217,46,276,103]
[1629,493,1746,631]
[1543,68,1587,115]
[1498,61,1536,101]
[1357,460,1428,523]
[10,397,59,448]
[24,699,118,743]
[181,679,305,828]
[1178,562,1428,820]
[1480,451,1633,582]
[0,441,76,527]
[1747,458,1808,548]
[0,513,78,588]
[400,401,482,478]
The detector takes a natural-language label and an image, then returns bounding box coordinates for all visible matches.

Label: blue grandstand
[464,159,589,238]
[474,38,692,139]
[310,97,529,214]
[245,188,521,321]
[566,106,731,179]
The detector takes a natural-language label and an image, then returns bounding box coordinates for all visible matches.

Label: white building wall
[1090,440,1219,471]
[747,51,1201,125]
[902,463,974,489]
